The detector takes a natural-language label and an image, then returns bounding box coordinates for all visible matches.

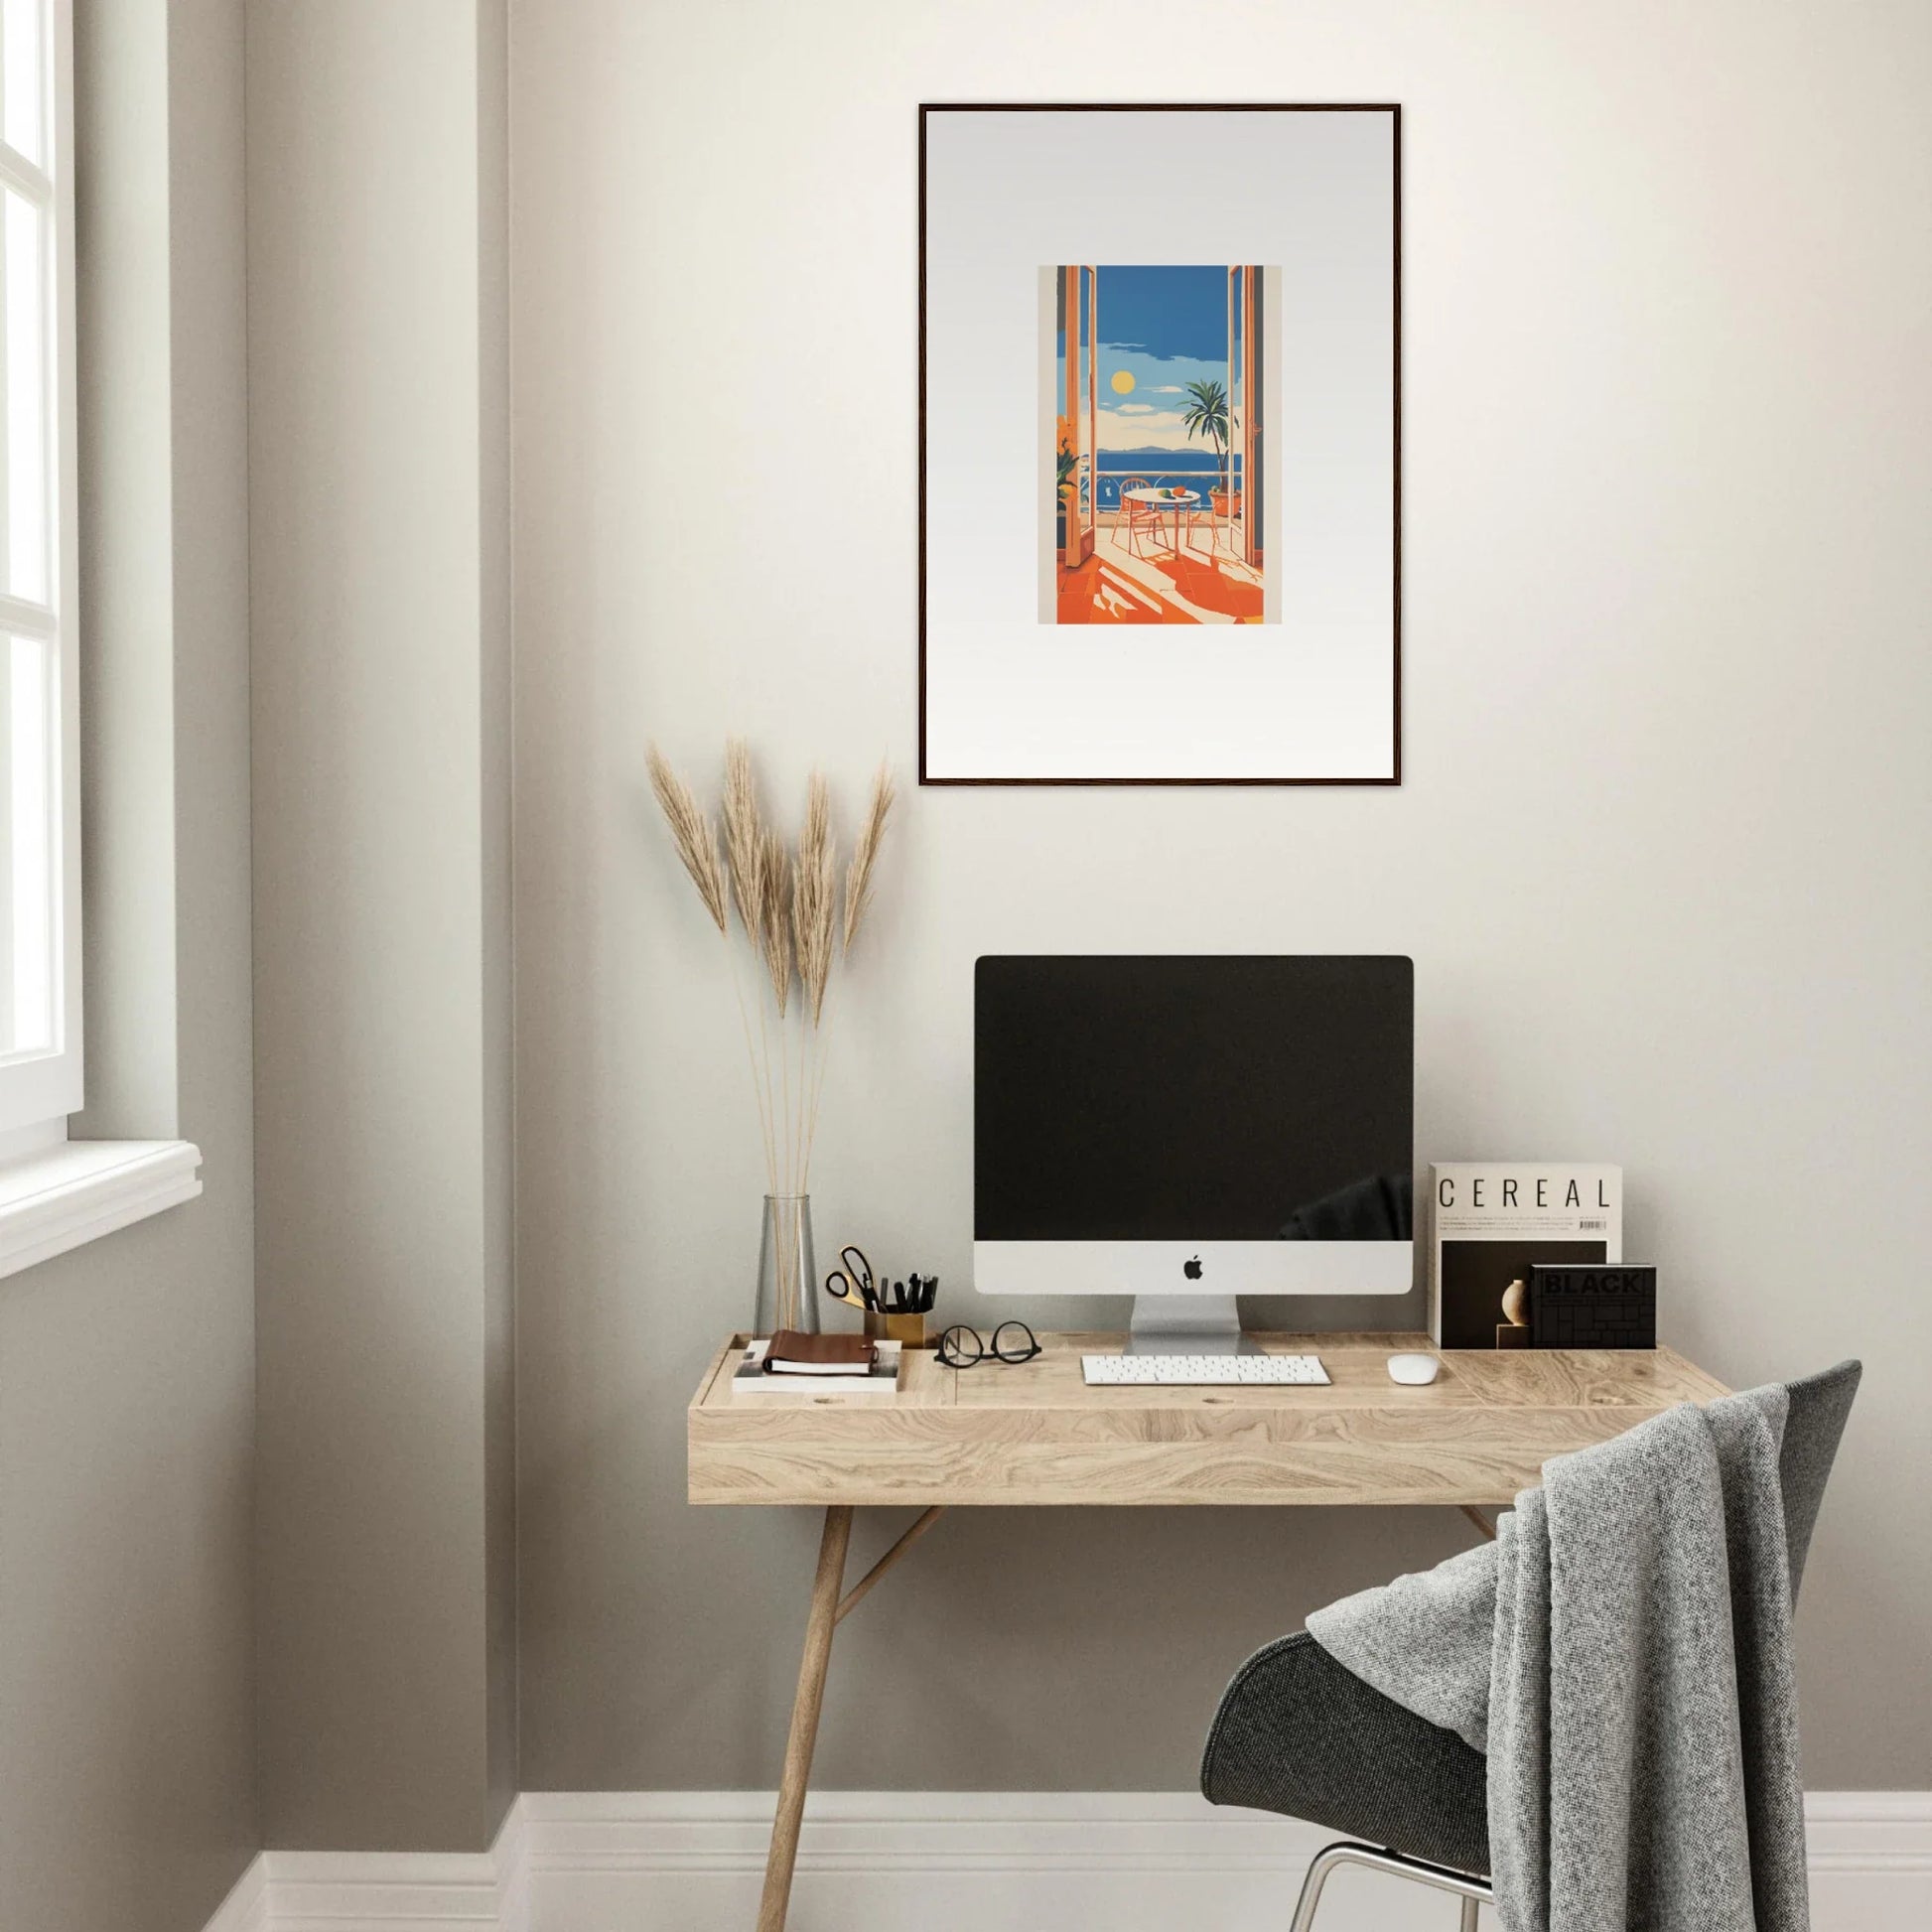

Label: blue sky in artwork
[1100,266,1226,360]
[1094,265,1228,454]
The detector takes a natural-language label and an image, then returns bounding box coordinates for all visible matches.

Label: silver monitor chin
[974,1240,1413,1355]
[971,1240,1414,1301]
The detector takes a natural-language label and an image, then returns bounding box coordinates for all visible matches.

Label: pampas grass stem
[843,762,896,953]
[646,741,895,1218]
[646,747,728,935]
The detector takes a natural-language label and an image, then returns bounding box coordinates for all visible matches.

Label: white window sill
[0,1140,203,1282]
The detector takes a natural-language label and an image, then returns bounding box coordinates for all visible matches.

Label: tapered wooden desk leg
[757,1504,853,1932]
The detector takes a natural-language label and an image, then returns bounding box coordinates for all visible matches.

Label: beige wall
[510,0,1932,1794]
[0,2,259,1928]
[249,0,516,1854]
[479,0,519,1843]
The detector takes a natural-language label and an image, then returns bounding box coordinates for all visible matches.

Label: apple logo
[1183,1255,1203,1280]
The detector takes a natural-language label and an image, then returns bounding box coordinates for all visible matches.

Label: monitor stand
[1124,1295,1259,1357]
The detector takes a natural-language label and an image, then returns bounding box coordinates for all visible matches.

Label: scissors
[824,1244,878,1312]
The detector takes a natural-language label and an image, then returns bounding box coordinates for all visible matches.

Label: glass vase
[754,1193,818,1338]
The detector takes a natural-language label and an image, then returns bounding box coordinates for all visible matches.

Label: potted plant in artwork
[1054,419,1077,558]
[1181,377,1234,519]
[646,742,895,1337]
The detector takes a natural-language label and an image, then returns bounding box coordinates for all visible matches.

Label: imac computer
[974,955,1414,1355]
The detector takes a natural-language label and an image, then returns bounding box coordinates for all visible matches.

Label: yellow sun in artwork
[1110,368,1136,395]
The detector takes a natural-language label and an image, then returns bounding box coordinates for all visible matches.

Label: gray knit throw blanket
[1307,1387,1809,1932]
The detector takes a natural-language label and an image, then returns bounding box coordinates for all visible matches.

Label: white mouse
[1387,1352,1442,1386]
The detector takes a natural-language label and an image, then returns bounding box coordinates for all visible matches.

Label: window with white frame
[0,0,76,1147]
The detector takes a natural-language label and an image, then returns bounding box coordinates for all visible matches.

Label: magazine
[1429,1164,1621,1349]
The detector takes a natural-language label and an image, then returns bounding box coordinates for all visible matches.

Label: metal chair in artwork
[1115,475,1161,559]
[1196,483,1240,557]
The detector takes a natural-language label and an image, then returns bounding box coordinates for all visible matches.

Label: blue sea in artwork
[1090,451,1241,509]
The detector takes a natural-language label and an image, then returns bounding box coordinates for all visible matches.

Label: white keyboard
[1081,1352,1329,1387]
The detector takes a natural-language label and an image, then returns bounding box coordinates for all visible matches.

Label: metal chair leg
[1286,1843,1350,1932]
[1288,1841,1493,1932]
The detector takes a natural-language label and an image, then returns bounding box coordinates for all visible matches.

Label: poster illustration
[1049,265,1272,626]
[920,105,1400,783]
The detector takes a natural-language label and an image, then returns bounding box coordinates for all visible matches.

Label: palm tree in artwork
[1179,377,1230,500]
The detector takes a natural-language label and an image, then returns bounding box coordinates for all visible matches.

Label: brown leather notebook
[765,1330,877,1375]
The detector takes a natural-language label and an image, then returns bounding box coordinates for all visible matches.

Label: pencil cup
[866,1310,926,1348]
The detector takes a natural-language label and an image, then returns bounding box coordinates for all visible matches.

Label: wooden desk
[688,1331,1727,1930]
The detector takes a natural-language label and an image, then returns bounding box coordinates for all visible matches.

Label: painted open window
[1044,264,1273,626]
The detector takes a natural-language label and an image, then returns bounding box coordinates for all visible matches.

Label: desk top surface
[688,1332,1728,1509]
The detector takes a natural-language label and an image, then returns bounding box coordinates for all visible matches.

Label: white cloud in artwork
[1149,384,1184,393]
[1095,407,1209,452]
[1115,403,1156,414]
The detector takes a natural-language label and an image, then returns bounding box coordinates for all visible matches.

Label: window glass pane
[1,0,42,168]
[1,632,53,1055]
[3,185,45,604]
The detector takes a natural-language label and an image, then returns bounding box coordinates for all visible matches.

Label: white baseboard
[201,1853,267,1932]
[202,1790,1932,1932]
[203,1807,526,1932]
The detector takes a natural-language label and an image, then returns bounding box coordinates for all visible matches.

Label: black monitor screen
[974,956,1414,1241]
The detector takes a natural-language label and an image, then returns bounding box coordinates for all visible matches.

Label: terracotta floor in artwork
[1056,524,1265,624]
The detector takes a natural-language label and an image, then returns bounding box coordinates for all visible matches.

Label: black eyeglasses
[936,1320,1041,1368]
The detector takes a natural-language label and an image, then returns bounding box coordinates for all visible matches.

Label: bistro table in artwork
[1122,484,1204,558]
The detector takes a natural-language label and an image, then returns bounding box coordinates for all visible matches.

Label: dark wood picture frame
[917,102,1402,786]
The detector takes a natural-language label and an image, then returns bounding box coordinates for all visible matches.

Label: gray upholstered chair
[1200,1361,1862,1931]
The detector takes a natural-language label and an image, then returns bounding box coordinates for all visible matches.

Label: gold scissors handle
[823,1243,876,1311]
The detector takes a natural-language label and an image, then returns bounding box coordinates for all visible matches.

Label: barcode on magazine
[1579,1218,1608,1230]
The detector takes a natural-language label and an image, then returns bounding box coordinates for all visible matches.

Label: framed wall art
[918,104,1401,785]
